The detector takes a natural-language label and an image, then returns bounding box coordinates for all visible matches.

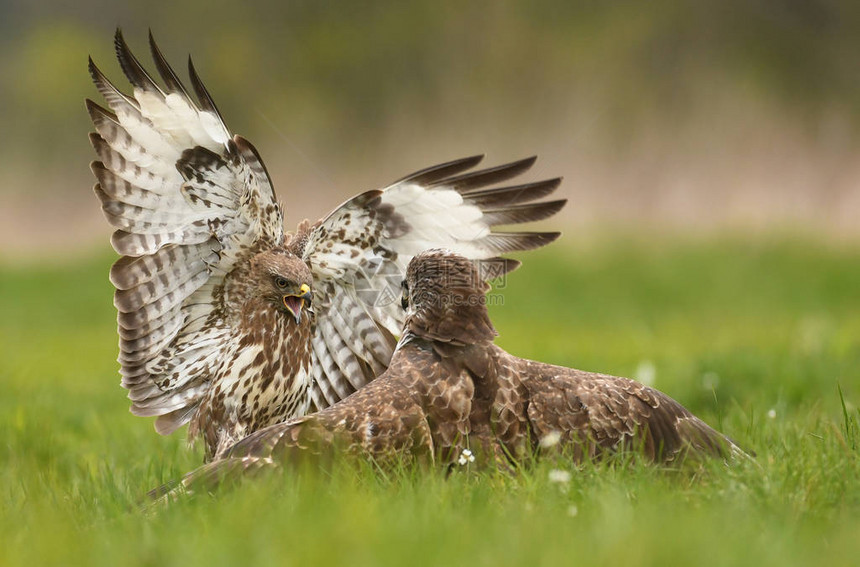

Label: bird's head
[249,249,314,324]
[401,249,499,345]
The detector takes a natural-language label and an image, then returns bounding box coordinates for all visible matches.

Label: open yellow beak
[283,283,312,324]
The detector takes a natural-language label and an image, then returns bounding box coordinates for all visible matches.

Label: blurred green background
[4,0,860,259]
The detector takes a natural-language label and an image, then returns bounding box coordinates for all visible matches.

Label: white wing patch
[303,155,565,410]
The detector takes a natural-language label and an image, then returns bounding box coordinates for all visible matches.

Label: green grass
[2,235,859,566]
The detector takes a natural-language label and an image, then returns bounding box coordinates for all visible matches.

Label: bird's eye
[275,277,289,289]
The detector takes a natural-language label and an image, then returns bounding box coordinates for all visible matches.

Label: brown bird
[156,249,748,497]
[87,31,566,461]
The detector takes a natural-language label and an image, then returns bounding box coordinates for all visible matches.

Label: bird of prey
[87,31,566,461]
[155,249,748,498]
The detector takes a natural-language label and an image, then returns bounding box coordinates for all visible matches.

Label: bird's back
[499,351,742,462]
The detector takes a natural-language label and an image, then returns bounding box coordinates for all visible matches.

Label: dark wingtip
[481,198,567,227]
[113,27,127,64]
[497,257,522,276]
[114,28,138,85]
[85,98,118,124]
[84,97,98,115]
[462,177,564,208]
[501,231,563,251]
[115,28,160,92]
[87,55,105,85]
[188,54,224,119]
[540,198,568,217]
[148,29,190,96]
[516,155,538,170]
[539,231,562,243]
[395,154,485,186]
[540,232,562,246]
[432,156,540,192]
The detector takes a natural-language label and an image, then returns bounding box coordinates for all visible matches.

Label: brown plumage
[88,31,566,461]
[156,250,749,497]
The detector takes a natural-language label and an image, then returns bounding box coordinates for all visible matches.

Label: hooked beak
[283,283,312,324]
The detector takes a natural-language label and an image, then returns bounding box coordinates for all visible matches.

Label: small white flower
[548,469,571,484]
[567,505,579,517]
[458,448,475,466]
[767,409,776,419]
[702,371,720,390]
[539,430,562,448]
[634,360,656,387]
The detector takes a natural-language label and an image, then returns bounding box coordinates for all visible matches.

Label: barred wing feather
[304,155,565,409]
[88,31,284,434]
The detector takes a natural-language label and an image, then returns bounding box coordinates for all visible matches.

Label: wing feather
[520,359,740,461]
[480,200,567,226]
[390,154,484,185]
[303,156,565,409]
[461,178,562,206]
[109,225,213,257]
[147,30,193,97]
[427,156,537,190]
[88,31,283,432]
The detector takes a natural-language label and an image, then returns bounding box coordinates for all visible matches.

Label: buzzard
[155,250,748,497]
[87,32,566,461]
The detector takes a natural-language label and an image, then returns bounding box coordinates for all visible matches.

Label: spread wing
[302,156,566,409]
[88,31,284,434]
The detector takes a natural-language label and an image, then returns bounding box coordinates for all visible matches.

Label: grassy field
[1,235,859,566]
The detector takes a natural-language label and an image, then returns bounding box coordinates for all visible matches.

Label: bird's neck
[403,303,497,347]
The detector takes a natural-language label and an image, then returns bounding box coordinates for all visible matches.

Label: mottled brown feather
[153,250,748,498]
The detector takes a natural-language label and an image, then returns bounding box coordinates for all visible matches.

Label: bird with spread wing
[151,250,750,500]
[87,31,566,461]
